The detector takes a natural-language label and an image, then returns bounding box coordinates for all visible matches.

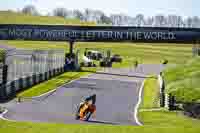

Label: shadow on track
[86,120,119,125]
[80,69,156,79]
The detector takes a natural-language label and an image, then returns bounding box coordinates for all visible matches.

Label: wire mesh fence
[0,45,82,100]
[5,49,65,82]
[0,49,6,84]
[0,63,4,84]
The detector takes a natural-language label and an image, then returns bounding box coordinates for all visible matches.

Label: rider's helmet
[92,94,96,98]
[84,94,96,104]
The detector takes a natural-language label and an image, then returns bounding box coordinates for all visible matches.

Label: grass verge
[17,71,91,97]
[164,57,200,103]
[138,77,200,132]
[140,76,160,109]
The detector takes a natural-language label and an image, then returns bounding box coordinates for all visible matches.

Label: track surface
[2,64,164,125]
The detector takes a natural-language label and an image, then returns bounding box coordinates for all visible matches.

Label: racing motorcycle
[75,94,96,121]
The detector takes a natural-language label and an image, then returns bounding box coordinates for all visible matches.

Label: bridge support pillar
[69,39,75,56]
[64,39,76,71]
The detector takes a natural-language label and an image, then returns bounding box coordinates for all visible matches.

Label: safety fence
[0,48,66,100]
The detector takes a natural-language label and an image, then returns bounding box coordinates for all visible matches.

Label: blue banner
[0,24,200,43]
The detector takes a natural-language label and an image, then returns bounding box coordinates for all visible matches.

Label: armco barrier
[15,79,20,91]
[22,77,27,89]
[61,67,64,73]
[36,74,40,84]
[26,76,31,88]
[18,78,23,91]
[0,66,65,101]
[53,69,56,77]
[57,68,60,75]
[32,74,36,85]
[39,73,43,83]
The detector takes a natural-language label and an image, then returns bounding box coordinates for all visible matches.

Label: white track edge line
[134,80,144,126]
[0,109,16,122]
[1,73,94,121]
[32,73,93,98]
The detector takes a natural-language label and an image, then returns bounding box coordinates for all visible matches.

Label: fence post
[10,81,16,97]
[0,64,8,100]
[36,74,40,83]
[18,78,23,90]
[2,65,8,85]
[44,72,48,81]
[32,74,37,85]
[49,70,52,79]
[0,84,7,101]
[26,76,31,88]
[39,73,43,82]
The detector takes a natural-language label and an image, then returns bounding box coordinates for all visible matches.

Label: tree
[84,8,91,21]
[177,16,184,27]
[192,16,200,28]
[110,14,118,25]
[100,14,112,24]
[110,14,124,26]
[73,10,84,20]
[185,17,193,28]
[167,15,179,27]
[135,14,145,27]
[119,15,133,26]
[46,12,52,17]
[92,10,104,23]
[22,5,39,16]
[145,17,154,27]
[154,15,166,27]
[53,8,68,18]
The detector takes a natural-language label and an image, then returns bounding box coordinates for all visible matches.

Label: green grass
[164,57,200,103]
[1,77,200,133]
[139,110,200,128]
[0,120,200,133]
[140,76,160,109]
[17,71,91,97]
[138,77,200,132]
[0,11,95,25]
[0,11,199,132]
[1,41,193,68]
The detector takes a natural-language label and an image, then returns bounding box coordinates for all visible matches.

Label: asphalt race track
[2,64,164,125]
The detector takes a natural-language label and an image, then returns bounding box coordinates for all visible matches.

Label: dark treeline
[20,5,200,28]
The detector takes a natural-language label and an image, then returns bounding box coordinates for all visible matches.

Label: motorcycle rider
[78,94,96,120]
